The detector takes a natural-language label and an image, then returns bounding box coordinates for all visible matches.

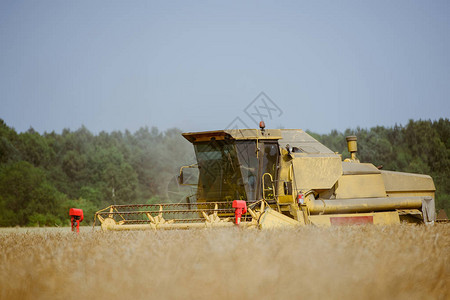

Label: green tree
[0,161,64,226]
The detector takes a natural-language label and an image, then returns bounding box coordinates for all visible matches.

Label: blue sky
[0,1,449,134]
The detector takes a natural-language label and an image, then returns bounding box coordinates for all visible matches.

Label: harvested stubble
[0,225,449,300]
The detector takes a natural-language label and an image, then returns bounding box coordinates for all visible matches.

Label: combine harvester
[95,123,436,230]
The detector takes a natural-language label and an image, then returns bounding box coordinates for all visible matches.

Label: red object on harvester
[69,208,84,234]
[296,193,304,204]
[232,200,247,225]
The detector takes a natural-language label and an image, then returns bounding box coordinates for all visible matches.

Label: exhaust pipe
[345,136,359,162]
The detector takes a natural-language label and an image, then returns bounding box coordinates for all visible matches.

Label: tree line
[0,118,448,226]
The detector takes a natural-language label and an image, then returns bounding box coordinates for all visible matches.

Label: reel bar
[96,208,235,216]
[107,202,233,209]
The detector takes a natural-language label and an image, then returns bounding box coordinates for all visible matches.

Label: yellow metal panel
[292,155,342,190]
[335,174,386,199]
[278,195,294,204]
[342,162,380,175]
[381,170,435,192]
[258,208,300,229]
[276,149,294,203]
[372,211,400,224]
[308,215,331,226]
[308,211,400,226]
[386,191,435,198]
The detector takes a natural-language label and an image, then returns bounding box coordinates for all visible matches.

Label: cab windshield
[194,139,278,202]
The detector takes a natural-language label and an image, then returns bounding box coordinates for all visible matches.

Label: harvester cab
[95,125,436,230]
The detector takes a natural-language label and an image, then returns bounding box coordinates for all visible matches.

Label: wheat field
[0,225,449,300]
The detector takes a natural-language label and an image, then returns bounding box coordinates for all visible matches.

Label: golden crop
[0,225,449,300]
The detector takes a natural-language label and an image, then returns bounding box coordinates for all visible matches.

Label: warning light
[259,121,266,130]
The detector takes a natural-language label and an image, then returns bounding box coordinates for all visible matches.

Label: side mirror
[178,164,198,186]
[178,171,184,185]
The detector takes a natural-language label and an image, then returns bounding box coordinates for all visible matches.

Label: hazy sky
[1,1,449,134]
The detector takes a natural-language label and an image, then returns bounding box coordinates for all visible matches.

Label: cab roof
[182,129,282,142]
[182,128,334,154]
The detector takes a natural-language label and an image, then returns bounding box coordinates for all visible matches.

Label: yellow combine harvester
[95,124,436,230]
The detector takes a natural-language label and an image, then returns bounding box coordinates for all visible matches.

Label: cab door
[257,141,279,201]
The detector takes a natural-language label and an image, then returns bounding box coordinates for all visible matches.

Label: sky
[0,1,449,134]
